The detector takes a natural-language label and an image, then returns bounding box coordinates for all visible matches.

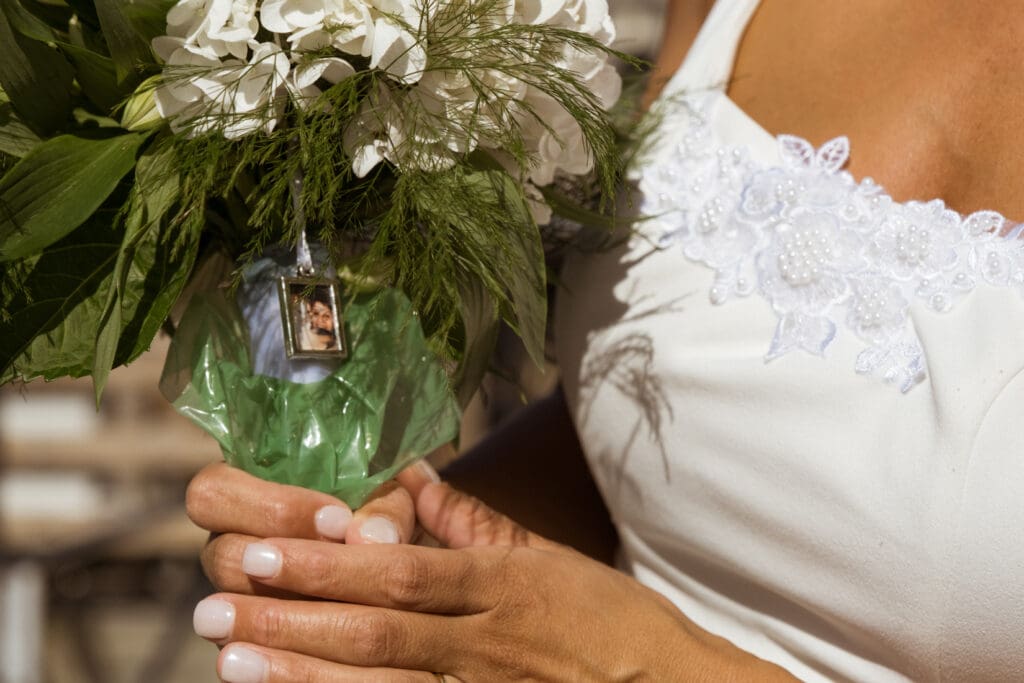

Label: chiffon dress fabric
[554,1,1024,680]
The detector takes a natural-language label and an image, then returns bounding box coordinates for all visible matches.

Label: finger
[396,459,446,547]
[346,481,414,545]
[197,595,457,672]
[201,533,301,597]
[217,643,450,683]
[236,538,494,614]
[415,482,559,551]
[395,452,447,501]
[187,462,353,541]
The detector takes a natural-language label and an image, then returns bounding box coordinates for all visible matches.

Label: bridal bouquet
[0,0,630,505]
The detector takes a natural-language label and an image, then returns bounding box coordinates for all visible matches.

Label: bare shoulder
[643,0,717,108]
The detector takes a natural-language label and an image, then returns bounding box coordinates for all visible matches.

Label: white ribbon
[291,167,315,276]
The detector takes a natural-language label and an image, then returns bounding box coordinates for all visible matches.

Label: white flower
[286,1,374,56]
[369,17,427,84]
[342,81,468,177]
[287,57,356,106]
[151,0,622,185]
[517,0,608,35]
[152,39,224,121]
[259,0,327,33]
[265,0,424,84]
[165,0,258,59]
[514,0,567,26]
[343,83,403,177]
[154,39,290,138]
[524,183,553,224]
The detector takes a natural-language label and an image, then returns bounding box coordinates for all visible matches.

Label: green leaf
[0,209,124,383]
[62,43,123,113]
[2,0,54,42]
[0,132,146,261]
[72,108,122,129]
[63,0,101,29]
[91,266,123,400]
[0,0,74,134]
[94,0,154,85]
[132,139,180,223]
[477,171,547,368]
[452,277,500,408]
[93,143,187,400]
[121,0,176,45]
[0,101,41,157]
[14,0,73,34]
[1,151,198,395]
[68,11,111,55]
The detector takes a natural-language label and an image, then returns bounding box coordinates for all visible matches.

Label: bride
[185,1,1024,680]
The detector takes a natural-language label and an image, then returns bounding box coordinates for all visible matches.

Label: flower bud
[121,78,164,131]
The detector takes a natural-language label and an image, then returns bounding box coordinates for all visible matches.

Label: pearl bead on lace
[638,93,1023,391]
[894,223,932,266]
[986,252,1004,277]
[777,223,832,286]
[854,289,890,327]
[698,198,725,234]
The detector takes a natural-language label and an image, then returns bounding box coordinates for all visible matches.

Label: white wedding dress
[555,1,1024,680]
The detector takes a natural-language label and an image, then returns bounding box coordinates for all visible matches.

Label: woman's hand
[186,460,439,596]
[195,481,795,682]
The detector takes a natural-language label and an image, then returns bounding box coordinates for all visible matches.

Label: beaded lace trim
[638,94,1024,392]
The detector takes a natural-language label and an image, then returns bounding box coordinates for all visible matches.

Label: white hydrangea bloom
[259,0,328,33]
[154,39,290,138]
[286,1,375,56]
[151,0,623,221]
[165,0,259,59]
[369,17,427,84]
[287,57,356,106]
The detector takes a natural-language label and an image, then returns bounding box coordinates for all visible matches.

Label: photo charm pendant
[278,276,349,360]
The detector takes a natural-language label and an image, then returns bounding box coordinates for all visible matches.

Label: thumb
[415,481,560,551]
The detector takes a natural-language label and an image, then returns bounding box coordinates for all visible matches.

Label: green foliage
[0,156,201,398]
[0,100,40,157]
[0,132,147,261]
[368,168,547,372]
[94,0,158,85]
[62,42,122,112]
[0,208,125,384]
[0,0,640,403]
[0,0,74,134]
[0,0,192,394]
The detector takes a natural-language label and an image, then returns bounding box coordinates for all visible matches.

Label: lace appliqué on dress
[639,96,1024,392]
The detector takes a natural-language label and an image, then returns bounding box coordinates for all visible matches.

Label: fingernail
[221,644,267,683]
[315,505,353,540]
[411,459,441,484]
[359,516,400,544]
[193,598,234,640]
[242,543,282,578]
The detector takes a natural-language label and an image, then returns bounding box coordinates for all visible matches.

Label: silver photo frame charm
[278,276,349,360]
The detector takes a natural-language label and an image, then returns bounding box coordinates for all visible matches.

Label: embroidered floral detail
[638,95,1024,392]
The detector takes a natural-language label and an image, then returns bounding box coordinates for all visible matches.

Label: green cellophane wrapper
[159,287,461,508]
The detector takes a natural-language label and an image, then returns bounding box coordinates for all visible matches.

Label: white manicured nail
[411,459,441,483]
[315,505,353,539]
[359,516,400,544]
[221,645,267,683]
[193,599,234,639]
[242,543,282,578]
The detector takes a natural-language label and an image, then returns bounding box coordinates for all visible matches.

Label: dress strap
[663,0,763,97]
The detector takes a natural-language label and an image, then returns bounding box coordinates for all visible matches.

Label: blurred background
[0,3,666,681]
